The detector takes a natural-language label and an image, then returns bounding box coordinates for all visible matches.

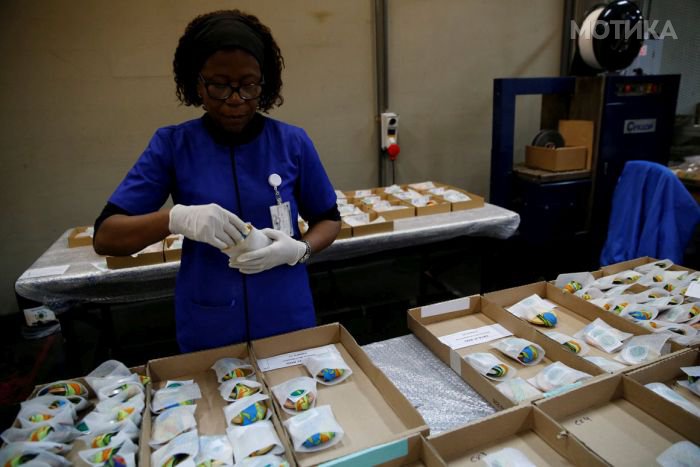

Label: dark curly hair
[173,10,284,112]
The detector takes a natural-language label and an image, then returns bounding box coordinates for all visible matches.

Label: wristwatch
[298,240,312,264]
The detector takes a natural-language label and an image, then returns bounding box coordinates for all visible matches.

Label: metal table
[15,204,519,311]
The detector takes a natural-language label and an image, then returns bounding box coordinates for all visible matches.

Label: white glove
[229,228,307,274]
[169,203,248,249]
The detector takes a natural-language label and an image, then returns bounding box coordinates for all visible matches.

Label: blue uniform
[108,115,337,352]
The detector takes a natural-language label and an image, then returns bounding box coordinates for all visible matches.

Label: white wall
[0,0,562,316]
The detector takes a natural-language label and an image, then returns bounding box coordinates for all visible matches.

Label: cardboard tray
[408,295,604,411]
[163,236,182,262]
[249,323,429,466]
[329,434,445,467]
[624,348,700,415]
[106,241,166,269]
[141,343,295,467]
[484,281,686,369]
[426,405,605,466]
[67,226,94,248]
[535,373,700,465]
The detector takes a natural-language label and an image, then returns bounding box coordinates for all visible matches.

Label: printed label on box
[438,324,512,350]
[256,344,338,372]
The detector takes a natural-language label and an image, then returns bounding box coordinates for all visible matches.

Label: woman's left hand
[229,228,307,274]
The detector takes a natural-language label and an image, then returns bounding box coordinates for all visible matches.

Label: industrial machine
[490,0,681,273]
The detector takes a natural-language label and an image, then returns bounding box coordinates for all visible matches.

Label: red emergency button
[387,143,400,161]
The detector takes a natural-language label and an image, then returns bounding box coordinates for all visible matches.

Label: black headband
[193,17,264,66]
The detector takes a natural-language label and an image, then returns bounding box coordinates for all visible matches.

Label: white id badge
[270,202,294,236]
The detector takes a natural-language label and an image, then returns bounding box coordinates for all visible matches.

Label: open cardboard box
[426,405,605,466]
[408,295,604,411]
[336,221,352,239]
[141,343,295,467]
[525,120,593,172]
[596,256,695,278]
[484,281,686,372]
[67,226,94,248]
[249,323,428,466]
[394,196,451,217]
[624,348,700,415]
[325,434,445,467]
[368,201,416,221]
[535,373,700,466]
[106,241,165,269]
[351,211,394,237]
[163,235,182,262]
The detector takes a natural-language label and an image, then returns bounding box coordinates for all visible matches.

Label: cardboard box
[163,235,182,262]
[141,343,295,467]
[331,434,445,467]
[535,374,700,465]
[370,201,416,221]
[558,120,595,170]
[599,256,695,277]
[408,295,604,410]
[396,197,451,217]
[426,405,605,466]
[624,348,700,414]
[249,323,428,466]
[351,212,394,237]
[336,221,352,239]
[441,188,485,212]
[106,241,165,269]
[484,281,685,368]
[525,145,587,172]
[67,226,94,248]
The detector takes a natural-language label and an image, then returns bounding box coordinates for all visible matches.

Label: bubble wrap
[15,204,519,310]
[363,334,496,434]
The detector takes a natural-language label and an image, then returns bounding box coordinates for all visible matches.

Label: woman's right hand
[169,203,248,249]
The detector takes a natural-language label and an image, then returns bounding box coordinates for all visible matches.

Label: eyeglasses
[198,74,264,101]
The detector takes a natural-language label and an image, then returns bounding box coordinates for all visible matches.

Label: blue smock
[600,160,700,266]
[108,114,337,352]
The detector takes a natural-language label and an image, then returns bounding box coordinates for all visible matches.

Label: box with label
[426,405,605,466]
[624,348,700,416]
[106,240,166,269]
[408,295,603,410]
[67,226,94,248]
[484,281,686,372]
[140,343,295,467]
[535,373,700,465]
[249,323,428,466]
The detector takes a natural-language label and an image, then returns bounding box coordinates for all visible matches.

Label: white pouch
[484,447,536,467]
[234,454,290,467]
[507,294,558,328]
[645,383,700,417]
[303,352,352,385]
[463,353,516,381]
[656,441,700,467]
[358,195,382,206]
[611,270,643,285]
[151,430,199,467]
[641,270,688,286]
[662,303,700,323]
[574,318,632,353]
[555,272,595,294]
[677,366,700,397]
[271,377,318,415]
[442,190,471,202]
[76,399,144,434]
[95,392,145,414]
[1,422,81,445]
[634,287,671,302]
[152,381,201,414]
[583,356,627,373]
[343,213,371,226]
[227,420,285,462]
[543,331,590,356]
[603,284,633,298]
[97,374,144,402]
[221,226,272,262]
[383,184,403,194]
[0,443,70,467]
[575,287,603,301]
[645,296,685,311]
[212,358,255,383]
[528,362,592,392]
[633,259,673,273]
[495,377,543,404]
[195,435,234,467]
[219,379,262,402]
[490,337,544,366]
[353,189,373,197]
[36,380,89,398]
[150,405,198,447]
[602,297,633,315]
[408,181,435,191]
[619,305,659,321]
[16,401,75,428]
[283,405,344,453]
[223,394,271,427]
[615,334,671,366]
[22,394,88,413]
[78,438,138,466]
[77,419,139,449]
[85,360,133,393]
[1,440,71,456]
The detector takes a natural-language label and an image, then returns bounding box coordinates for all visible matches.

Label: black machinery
[489,0,680,275]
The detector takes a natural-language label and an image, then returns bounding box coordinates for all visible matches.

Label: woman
[94,10,341,353]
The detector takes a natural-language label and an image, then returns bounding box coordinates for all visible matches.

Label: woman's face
[198,49,262,134]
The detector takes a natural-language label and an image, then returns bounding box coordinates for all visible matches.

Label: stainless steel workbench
[15,204,519,311]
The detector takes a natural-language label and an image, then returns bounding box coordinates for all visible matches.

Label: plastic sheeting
[363,334,495,434]
[15,204,519,311]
